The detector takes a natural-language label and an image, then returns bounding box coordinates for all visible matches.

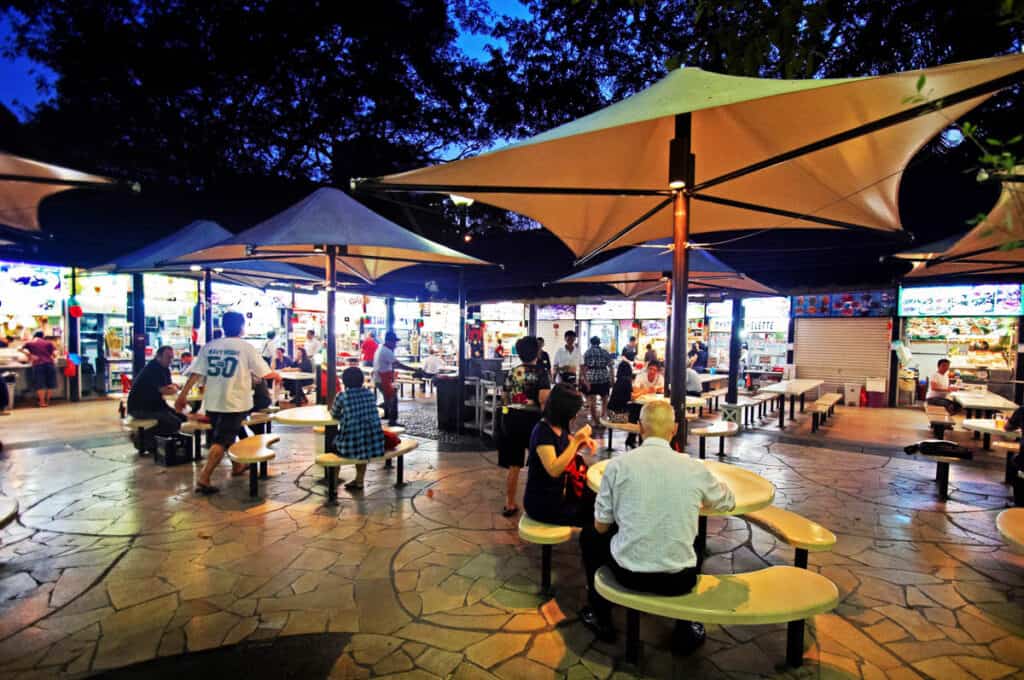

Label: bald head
[639,400,677,441]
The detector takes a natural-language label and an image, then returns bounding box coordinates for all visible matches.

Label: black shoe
[671,621,706,656]
[578,606,616,643]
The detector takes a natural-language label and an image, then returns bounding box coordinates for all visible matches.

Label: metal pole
[326,246,338,404]
[385,297,396,336]
[528,304,538,337]
[203,269,213,343]
[457,268,467,435]
[131,273,146,377]
[287,290,296,356]
[727,297,744,404]
[68,267,80,402]
[669,113,694,450]
[888,308,900,407]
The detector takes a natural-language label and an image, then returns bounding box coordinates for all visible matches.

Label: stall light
[189,264,202,272]
[450,194,475,208]
[463,233,472,243]
[213,267,224,273]
[313,245,325,253]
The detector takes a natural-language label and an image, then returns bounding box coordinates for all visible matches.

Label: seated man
[685,366,703,397]
[127,345,186,450]
[421,348,444,378]
[624,360,664,448]
[925,358,962,414]
[579,399,735,652]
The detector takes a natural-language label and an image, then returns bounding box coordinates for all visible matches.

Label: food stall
[743,297,790,385]
[420,302,459,360]
[899,284,1021,399]
[536,304,576,349]
[144,274,197,358]
[479,302,527,357]
[706,300,733,369]
[211,283,290,352]
[635,299,667,361]
[577,300,635,354]
[0,261,67,401]
[360,296,389,349]
[73,272,131,394]
[289,290,327,360]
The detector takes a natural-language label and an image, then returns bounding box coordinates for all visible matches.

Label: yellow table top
[273,404,386,426]
[961,418,1021,439]
[996,508,1024,553]
[586,458,775,516]
[632,394,704,408]
[279,371,316,381]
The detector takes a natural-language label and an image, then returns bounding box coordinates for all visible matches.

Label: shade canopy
[558,238,776,297]
[98,219,322,288]
[171,187,490,282]
[898,172,1024,278]
[368,54,1024,259]
[0,151,116,232]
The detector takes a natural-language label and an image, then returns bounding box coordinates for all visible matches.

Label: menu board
[537,304,575,320]
[792,290,896,318]
[743,296,790,319]
[706,300,733,318]
[480,302,525,321]
[0,261,63,317]
[899,284,1023,317]
[576,300,635,319]
[635,300,667,318]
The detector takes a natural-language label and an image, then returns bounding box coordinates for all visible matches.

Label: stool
[180,420,212,460]
[316,453,344,504]
[227,435,279,498]
[123,417,159,455]
[518,514,573,595]
[691,421,740,459]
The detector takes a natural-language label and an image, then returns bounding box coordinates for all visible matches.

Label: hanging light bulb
[463,233,472,243]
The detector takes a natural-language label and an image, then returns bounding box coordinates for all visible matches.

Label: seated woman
[523,384,599,527]
[331,367,385,491]
[282,347,313,405]
[607,361,633,422]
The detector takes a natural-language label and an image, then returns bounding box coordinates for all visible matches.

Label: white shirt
[423,354,444,374]
[305,337,322,365]
[260,337,279,358]
[373,344,396,382]
[686,368,702,394]
[927,371,950,400]
[633,370,664,392]
[191,337,272,413]
[553,345,582,372]
[595,437,735,573]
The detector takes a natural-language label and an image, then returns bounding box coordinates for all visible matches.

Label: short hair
[267,330,276,339]
[33,331,44,338]
[156,345,174,356]
[937,358,951,367]
[647,360,662,370]
[590,336,601,346]
[213,329,223,339]
[537,337,545,345]
[639,400,676,440]
[629,336,636,342]
[542,383,582,430]
[222,311,245,337]
[646,344,652,350]
[385,331,399,343]
[341,367,364,389]
[515,336,539,363]
[181,351,192,359]
[296,347,308,361]
[274,346,285,354]
[307,329,315,336]
[564,330,576,340]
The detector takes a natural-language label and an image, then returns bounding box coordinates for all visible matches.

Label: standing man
[20,331,57,408]
[552,330,582,385]
[127,345,184,451]
[360,331,379,367]
[260,330,279,364]
[537,337,552,376]
[176,312,280,494]
[582,336,614,426]
[374,331,414,426]
[305,329,322,366]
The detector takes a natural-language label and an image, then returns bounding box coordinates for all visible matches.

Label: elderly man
[127,345,185,451]
[579,399,735,652]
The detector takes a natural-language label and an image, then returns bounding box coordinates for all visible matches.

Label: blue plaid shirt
[331,387,385,460]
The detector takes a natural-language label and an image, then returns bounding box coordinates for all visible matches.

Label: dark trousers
[580,524,700,625]
[927,396,962,415]
[129,409,185,450]
[625,403,643,447]
[381,388,399,425]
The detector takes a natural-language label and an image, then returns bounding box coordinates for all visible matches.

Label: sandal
[344,480,364,491]
[501,505,519,518]
[195,482,220,495]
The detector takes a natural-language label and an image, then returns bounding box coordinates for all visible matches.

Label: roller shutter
[793,318,892,397]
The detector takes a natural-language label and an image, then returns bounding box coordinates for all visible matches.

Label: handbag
[564,453,588,500]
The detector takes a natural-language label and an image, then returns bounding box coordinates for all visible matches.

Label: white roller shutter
[794,318,892,396]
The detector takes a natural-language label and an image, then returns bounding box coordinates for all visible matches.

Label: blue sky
[0,2,531,120]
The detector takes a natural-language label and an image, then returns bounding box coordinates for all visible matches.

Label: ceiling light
[450,194,475,208]
[189,265,202,272]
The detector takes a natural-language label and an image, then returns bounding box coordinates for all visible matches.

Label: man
[305,329,322,366]
[685,366,703,397]
[373,331,413,426]
[579,400,735,650]
[537,337,552,376]
[361,331,378,367]
[421,348,444,377]
[20,331,57,408]
[127,345,184,451]
[176,311,280,494]
[643,343,658,365]
[260,330,279,364]
[179,351,193,369]
[621,336,639,363]
[498,336,551,517]
[624,360,665,448]
[926,358,962,414]
[552,330,582,385]
[582,336,614,425]
[688,341,709,373]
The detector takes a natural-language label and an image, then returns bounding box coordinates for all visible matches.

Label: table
[699,373,729,386]
[960,418,1021,483]
[760,380,824,429]
[587,458,776,554]
[952,390,1018,417]
[274,404,390,452]
[278,371,316,381]
[632,393,704,409]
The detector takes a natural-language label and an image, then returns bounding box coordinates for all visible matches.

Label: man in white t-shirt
[925,358,961,414]
[304,329,322,366]
[373,331,413,426]
[632,361,665,397]
[176,311,280,494]
[422,349,444,376]
[552,330,582,384]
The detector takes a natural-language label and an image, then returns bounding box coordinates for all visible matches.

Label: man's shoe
[578,606,616,643]
[671,621,706,656]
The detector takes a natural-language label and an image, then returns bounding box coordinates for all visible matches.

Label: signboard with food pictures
[792,290,897,318]
[576,300,635,319]
[904,316,1017,343]
[537,304,575,320]
[480,302,525,321]
[899,284,1023,317]
[0,262,63,317]
[635,300,667,318]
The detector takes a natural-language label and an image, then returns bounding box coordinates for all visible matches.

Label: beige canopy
[368,54,1024,259]
[901,171,1024,278]
[0,152,115,231]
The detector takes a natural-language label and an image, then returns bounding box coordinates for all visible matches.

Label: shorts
[207,411,247,449]
[497,407,542,469]
[584,382,610,397]
[32,364,56,390]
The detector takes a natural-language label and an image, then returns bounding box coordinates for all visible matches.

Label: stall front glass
[577,300,634,354]
[706,300,733,369]
[212,283,289,353]
[480,302,526,358]
[635,300,668,361]
[73,273,131,393]
[0,261,66,400]
[536,304,575,350]
[743,297,790,379]
[421,302,459,362]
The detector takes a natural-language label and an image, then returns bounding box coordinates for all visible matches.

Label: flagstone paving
[0,406,1022,679]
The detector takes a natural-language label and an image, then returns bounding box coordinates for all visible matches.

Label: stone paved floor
[0,401,1022,679]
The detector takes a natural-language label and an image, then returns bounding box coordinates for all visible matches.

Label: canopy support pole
[68,267,80,402]
[326,247,338,405]
[131,273,146,378]
[670,113,694,450]
[203,270,213,343]
[458,268,467,435]
[727,296,744,404]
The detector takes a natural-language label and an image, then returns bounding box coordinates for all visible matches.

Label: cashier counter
[0,348,69,403]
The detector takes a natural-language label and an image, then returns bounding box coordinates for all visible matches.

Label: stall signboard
[576,300,635,319]
[641,319,666,336]
[537,304,575,320]
[293,290,326,312]
[73,273,129,315]
[685,303,706,320]
[635,300,667,318]
[743,296,790,319]
[0,261,63,317]
[707,300,733,317]
[899,284,1023,317]
[793,290,897,318]
[480,302,525,321]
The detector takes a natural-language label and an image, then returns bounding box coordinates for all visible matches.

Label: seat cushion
[744,506,836,552]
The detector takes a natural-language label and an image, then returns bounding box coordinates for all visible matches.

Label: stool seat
[227,434,279,464]
[316,453,344,467]
[691,421,740,437]
[180,421,212,434]
[123,417,159,429]
[518,514,573,545]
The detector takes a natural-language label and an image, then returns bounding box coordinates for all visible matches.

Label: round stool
[691,421,740,459]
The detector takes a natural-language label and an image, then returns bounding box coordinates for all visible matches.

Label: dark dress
[497,363,551,469]
[523,421,592,527]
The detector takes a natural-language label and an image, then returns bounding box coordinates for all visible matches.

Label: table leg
[698,436,706,460]
[325,424,338,454]
[800,393,806,413]
[1007,448,1016,485]
[936,462,950,501]
[696,515,708,556]
[778,396,785,429]
[789,395,796,421]
[983,432,991,451]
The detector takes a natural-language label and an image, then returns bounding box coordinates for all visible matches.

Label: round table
[631,393,704,409]
[961,418,1021,483]
[278,371,316,381]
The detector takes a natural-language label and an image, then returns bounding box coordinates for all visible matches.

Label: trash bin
[843,383,861,407]
[436,376,471,432]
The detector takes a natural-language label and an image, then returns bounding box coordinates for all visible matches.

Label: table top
[952,390,1018,411]
[279,371,316,381]
[997,508,1024,552]
[760,379,823,396]
[960,418,1021,439]
[586,458,775,516]
[632,394,704,408]
[699,373,729,384]
[273,404,387,426]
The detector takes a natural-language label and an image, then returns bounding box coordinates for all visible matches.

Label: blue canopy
[558,238,775,297]
[169,188,489,283]
[99,219,322,287]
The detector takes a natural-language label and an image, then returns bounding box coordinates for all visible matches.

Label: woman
[606,361,633,422]
[523,384,599,527]
[331,367,385,491]
[498,336,551,517]
[282,347,314,405]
